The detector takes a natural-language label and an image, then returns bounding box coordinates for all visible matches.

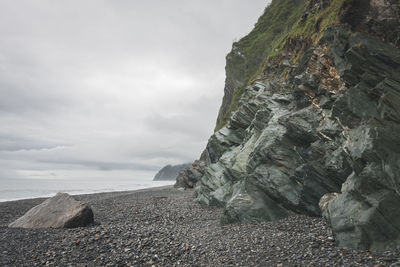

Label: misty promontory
[153,163,191,181]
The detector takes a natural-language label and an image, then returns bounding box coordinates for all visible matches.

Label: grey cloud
[38,159,160,172]
[144,95,221,138]
[0,0,269,180]
[0,134,63,152]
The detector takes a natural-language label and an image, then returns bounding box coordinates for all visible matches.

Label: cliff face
[215,0,308,130]
[194,0,400,251]
[153,163,191,181]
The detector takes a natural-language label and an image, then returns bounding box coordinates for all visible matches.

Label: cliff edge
[189,0,400,251]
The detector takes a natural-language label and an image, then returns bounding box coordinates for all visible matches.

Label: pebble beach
[0,186,399,266]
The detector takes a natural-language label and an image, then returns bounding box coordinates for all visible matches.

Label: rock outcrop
[8,193,94,228]
[153,163,191,181]
[192,0,400,250]
[174,160,206,189]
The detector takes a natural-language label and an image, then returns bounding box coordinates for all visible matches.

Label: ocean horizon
[0,176,174,203]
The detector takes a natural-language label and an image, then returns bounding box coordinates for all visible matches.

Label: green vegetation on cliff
[228,0,307,83]
[216,0,307,130]
[199,0,400,251]
[216,0,347,130]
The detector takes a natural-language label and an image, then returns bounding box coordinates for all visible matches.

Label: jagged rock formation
[153,163,191,181]
[8,193,94,228]
[174,160,206,188]
[192,0,400,251]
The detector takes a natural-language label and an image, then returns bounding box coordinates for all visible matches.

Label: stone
[174,160,206,189]
[193,0,400,250]
[8,193,94,228]
[319,193,339,212]
[323,167,400,250]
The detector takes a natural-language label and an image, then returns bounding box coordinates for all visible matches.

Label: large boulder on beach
[8,193,94,228]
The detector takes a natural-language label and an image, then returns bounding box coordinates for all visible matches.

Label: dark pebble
[0,186,399,266]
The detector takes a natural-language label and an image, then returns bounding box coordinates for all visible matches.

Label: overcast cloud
[0,0,269,181]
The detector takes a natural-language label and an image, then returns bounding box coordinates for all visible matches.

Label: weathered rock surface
[319,193,339,212]
[8,193,94,228]
[194,0,400,250]
[153,163,191,181]
[174,160,206,189]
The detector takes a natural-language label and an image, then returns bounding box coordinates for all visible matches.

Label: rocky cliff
[185,0,400,251]
[153,163,191,181]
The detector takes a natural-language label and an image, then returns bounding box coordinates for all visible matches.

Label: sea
[0,175,174,202]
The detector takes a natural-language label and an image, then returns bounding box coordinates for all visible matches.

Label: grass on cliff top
[258,0,347,76]
[229,0,307,83]
[216,0,347,131]
[215,0,308,130]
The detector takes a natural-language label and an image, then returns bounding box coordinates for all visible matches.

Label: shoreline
[0,181,175,204]
[1,186,399,266]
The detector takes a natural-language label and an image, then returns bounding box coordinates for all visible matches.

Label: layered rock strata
[190,0,400,250]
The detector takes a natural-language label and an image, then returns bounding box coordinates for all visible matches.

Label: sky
[0,0,269,182]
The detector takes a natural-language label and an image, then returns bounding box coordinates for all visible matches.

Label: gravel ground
[0,186,399,266]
